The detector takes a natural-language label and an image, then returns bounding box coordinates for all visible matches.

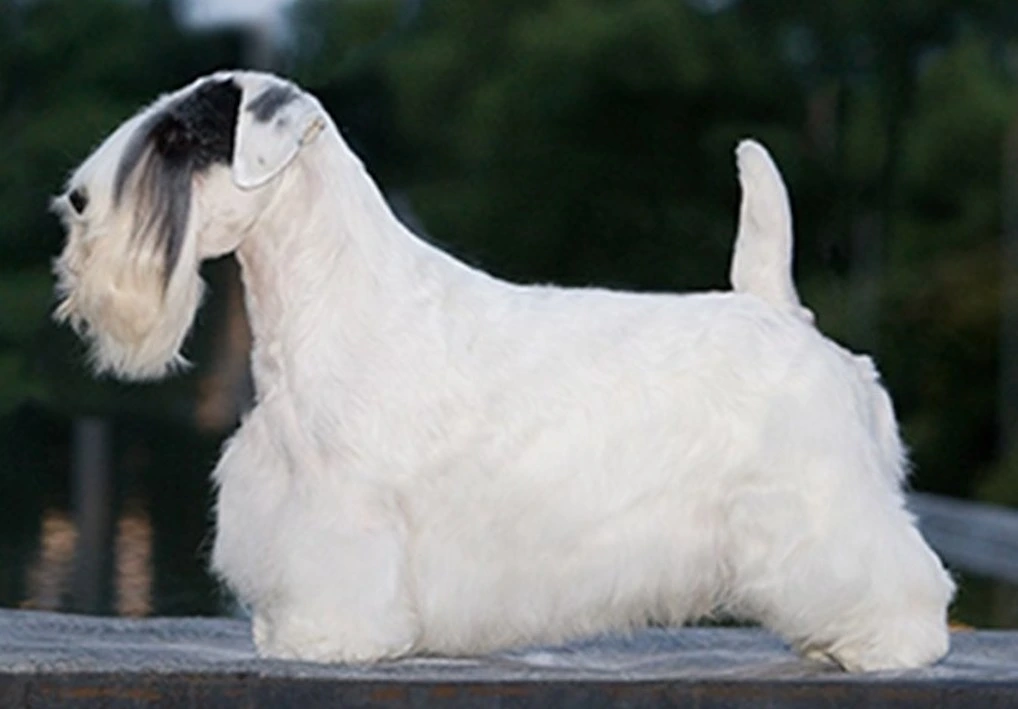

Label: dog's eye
[68,188,88,214]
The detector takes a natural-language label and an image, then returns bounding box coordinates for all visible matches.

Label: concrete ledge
[1,610,1017,707]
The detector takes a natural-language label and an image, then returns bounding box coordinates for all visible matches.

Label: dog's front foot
[253,610,416,663]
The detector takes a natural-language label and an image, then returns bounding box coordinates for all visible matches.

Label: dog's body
[53,71,954,671]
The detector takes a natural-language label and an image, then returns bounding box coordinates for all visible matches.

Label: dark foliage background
[1,0,1016,623]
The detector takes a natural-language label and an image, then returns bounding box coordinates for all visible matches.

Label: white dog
[52,71,954,671]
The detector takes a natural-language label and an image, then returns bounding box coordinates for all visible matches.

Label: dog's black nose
[68,188,88,214]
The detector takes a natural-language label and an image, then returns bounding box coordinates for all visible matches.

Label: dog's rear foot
[799,614,950,672]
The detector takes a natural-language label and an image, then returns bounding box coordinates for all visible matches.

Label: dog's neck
[233,126,483,395]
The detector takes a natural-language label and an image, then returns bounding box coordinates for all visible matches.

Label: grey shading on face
[111,78,243,286]
[245,83,299,123]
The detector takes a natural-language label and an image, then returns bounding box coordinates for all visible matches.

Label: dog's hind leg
[723,456,953,671]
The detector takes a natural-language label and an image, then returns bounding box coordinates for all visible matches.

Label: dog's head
[52,71,327,380]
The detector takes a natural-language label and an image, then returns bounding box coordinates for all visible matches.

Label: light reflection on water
[21,500,153,617]
[23,508,77,612]
[0,406,227,617]
[114,500,154,617]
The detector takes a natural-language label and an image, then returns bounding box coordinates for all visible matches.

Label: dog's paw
[821,618,950,672]
[829,640,949,673]
[253,611,415,663]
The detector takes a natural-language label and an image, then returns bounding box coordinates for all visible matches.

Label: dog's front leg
[213,416,419,663]
[253,477,419,663]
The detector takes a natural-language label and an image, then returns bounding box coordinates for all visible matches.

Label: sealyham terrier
[52,71,954,671]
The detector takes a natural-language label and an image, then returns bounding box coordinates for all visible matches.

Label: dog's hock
[232,77,324,189]
[731,140,809,320]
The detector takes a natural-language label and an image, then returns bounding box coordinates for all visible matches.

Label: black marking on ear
[113,78,242,286]
[246,84,299,123]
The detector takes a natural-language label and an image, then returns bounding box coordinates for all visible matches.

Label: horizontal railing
[910,492,1018,585]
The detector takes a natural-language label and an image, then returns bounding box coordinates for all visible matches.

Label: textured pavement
[1,609,1017,707]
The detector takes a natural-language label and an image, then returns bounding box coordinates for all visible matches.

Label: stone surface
[1,609,1017,707]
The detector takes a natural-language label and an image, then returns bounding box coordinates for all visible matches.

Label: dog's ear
[232,78,325,189]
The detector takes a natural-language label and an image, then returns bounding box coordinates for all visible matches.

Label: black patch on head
[246,84,299,123]
[113,78,242,286]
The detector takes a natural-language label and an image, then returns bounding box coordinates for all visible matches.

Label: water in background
[0,404,227,617]
[1,400,1017,626]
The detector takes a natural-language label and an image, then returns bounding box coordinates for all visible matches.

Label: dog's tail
[730,140,812,322]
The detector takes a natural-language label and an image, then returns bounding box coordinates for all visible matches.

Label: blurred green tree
[289,0,1018,500]
[0,0,245,418]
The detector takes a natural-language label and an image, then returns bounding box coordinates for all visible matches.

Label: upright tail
[730,140,812,322]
